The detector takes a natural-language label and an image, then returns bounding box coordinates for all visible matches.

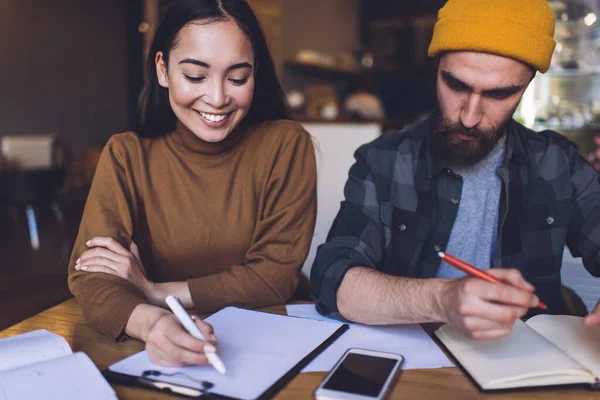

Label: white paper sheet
[0,352,117,400]
[109,307,345,400]
[286,304,453,372]
[0,329,72,372]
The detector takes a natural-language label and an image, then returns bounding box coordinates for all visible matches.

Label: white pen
[165,295,227,374]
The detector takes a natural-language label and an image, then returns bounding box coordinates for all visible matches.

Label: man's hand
[586,135,600,172]
[584,301,600,326]
[439,269,539,340]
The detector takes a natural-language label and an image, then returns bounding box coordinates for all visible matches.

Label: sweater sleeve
[187,127,317,312]
[67,134,147,341]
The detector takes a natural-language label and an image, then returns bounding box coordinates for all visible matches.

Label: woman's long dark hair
[137,0,290,138]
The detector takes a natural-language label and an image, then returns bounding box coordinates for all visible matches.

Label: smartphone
[314,348,404,400]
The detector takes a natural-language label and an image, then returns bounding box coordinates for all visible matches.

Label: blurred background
[1,0,599,329]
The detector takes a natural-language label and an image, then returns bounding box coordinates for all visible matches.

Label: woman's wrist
[144,282,166,307]
[143,281,194,309]
[126,303,170,341]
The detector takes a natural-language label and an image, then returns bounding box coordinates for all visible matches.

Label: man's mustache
[438,121,491,138]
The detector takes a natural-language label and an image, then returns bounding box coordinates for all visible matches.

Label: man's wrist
[432,279,452,323]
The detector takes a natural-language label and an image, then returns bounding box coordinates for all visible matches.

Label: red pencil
[438,251,547,310]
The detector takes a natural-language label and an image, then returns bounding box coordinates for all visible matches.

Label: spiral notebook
[106,306,348,399]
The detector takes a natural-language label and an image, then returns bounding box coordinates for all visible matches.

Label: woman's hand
[126,304,219,367]
[76,237,196,308]
[75,237,155,297]
[145,311,219,367]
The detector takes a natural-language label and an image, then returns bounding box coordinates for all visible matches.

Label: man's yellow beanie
[428,0,556,73]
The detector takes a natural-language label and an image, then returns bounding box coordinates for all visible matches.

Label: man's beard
[431,108,508,167]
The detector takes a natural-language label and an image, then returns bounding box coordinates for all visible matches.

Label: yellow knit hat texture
[428,0,556,73]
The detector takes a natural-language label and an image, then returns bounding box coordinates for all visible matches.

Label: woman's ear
[156,51,169,88]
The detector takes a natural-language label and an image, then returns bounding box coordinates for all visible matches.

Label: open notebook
[435,315,600,391]
[0,329,116,400]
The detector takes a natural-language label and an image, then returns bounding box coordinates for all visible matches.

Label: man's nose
[460,94,483,129]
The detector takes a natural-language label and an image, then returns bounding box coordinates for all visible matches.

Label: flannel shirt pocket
[517,200,573,279]
[380,203,430,275]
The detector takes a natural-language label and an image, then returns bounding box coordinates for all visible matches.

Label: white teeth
[199,112,227,123]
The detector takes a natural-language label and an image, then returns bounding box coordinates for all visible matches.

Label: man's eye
[448,81,465,91]
[488,92,510,100]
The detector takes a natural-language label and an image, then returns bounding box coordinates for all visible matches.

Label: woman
[68,0,316,367]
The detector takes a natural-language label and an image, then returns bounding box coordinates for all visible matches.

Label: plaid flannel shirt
[311,116,600,318]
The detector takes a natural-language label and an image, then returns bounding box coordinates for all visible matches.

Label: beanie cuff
[428,15,556,73]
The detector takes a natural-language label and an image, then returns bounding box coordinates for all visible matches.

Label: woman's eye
[184,75,205,83]
[229,77,249,86]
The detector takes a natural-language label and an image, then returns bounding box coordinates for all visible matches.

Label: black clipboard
[103,323,349,399]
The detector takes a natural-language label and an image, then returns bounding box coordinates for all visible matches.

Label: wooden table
[0,298,593,399]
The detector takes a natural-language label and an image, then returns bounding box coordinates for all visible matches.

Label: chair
[296,122,382,299]
[0,168,67,250]
[561,285,588,317]
[0,135,70,252]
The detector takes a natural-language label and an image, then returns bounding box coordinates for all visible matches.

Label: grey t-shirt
[436,138,506,278]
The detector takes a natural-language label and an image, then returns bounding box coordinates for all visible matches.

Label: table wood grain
[0,299,593,399]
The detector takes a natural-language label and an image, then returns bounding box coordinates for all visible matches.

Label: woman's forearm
[146,281,194,309]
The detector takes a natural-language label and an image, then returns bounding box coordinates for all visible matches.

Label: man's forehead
[439,51,532,89]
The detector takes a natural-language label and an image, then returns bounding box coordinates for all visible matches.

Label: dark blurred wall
[282,0,359,64]
[360,0,446,121]
[281,0,360,93]
[0,1,130,156]
[361,0,446,20]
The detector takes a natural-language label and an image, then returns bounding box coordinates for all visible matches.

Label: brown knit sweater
[67,120,317,340]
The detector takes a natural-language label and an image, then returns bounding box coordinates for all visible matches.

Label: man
[311,0,600,340]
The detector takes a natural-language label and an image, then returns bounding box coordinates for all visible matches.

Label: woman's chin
[194,130,230,142]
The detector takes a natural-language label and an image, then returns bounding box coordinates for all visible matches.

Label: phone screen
[322,353,400,397]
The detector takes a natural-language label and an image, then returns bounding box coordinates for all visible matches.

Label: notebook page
[527,314,600,378]
[0,330,72,372]
[0,352,116,400]
[436,319,594,390]
[109,307,344,400]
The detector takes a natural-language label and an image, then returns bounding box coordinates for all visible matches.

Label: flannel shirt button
[450,197,459,205]
[434,244,442,252]
[546,216,555,225]
[398,224,407,231]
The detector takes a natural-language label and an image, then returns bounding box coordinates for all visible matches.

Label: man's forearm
[337,266,449,325]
